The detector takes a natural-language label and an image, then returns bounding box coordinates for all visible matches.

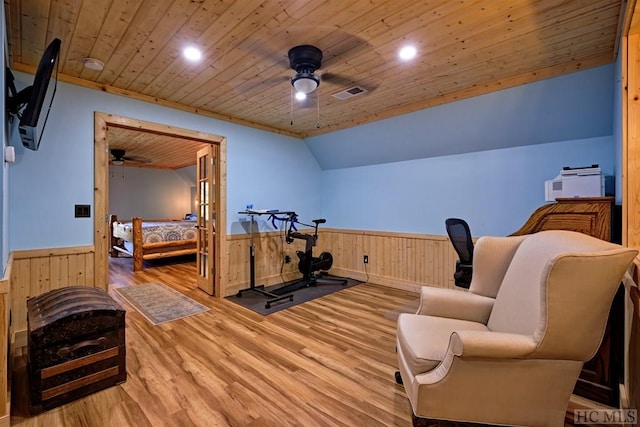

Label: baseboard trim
[12,245,95,259]
[12,330,27,352]
[330,267,423,293]
[226,268,430,297]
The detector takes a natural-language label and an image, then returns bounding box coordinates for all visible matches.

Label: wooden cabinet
[511,197,613,241]
[513,197,621,406]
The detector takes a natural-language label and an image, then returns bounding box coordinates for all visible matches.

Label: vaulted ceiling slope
[5,1,625,139]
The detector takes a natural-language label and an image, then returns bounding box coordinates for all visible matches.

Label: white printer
[544,165,612,201]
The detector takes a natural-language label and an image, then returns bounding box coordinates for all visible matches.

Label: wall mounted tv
[6,38,61,151]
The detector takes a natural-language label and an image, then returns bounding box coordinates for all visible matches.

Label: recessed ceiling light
[398,45,417,61]
[183,46,202,62]
[83,57,104,71]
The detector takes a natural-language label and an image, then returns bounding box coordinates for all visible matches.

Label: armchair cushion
[468,234,527,298]
[397,314,488,376]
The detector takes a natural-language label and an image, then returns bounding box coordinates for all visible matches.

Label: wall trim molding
[11,245,95,259]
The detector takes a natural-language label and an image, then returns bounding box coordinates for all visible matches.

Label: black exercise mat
[226,275,362,315]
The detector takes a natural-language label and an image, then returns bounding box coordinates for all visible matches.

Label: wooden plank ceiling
[106,126,208,170]
[5,0,626,167]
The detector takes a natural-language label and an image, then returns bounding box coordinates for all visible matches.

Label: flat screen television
[6,38,61,151]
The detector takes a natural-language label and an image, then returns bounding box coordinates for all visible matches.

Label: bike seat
[313,219,326,224]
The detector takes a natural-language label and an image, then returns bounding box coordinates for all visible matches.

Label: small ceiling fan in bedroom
[109,149,149,166]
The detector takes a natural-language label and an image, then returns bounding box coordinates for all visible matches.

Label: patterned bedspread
[113,220,197,244]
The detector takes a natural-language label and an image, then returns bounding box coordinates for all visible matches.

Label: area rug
[115,283,210,325]
[226,275,362,315]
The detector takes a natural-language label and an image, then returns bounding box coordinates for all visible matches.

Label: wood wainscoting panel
[225,228,459,297]
[10,246,98,334]
[318,228,457,292]
[226,230,310,296]
[630,283,640,414]
[0,254,11,427]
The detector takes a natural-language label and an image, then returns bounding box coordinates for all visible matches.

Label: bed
[109,215,198,271]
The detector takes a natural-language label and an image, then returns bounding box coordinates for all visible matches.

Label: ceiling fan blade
[233,75,289,95]
[239,38,289,69]
[123,156,151,164]
[321,72,357,87]
[109,148,151,165]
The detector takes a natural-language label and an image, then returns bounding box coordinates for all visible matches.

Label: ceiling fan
[287,44,367,97]
[288,45,323,96]
[109,148,149,165]
[287,44,375,126]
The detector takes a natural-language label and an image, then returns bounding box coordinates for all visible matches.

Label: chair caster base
[394,371,403,385]
[412,414,439,427]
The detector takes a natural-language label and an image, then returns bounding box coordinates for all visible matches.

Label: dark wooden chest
[27,286,126,413]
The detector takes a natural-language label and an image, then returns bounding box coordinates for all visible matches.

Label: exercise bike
[271,213,347,293]
[288,217,347,287]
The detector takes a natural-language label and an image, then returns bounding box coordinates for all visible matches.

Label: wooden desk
[511,197,613,241]
[513,197,620,407]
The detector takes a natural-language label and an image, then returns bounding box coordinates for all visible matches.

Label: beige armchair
[396,230,638,426]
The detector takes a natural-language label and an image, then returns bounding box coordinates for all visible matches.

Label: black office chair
[445,218,474,289]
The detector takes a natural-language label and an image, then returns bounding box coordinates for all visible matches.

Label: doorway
[93,112,227,297]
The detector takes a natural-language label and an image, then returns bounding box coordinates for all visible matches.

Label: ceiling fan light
[292,73,319,94]
[112,159,124,166]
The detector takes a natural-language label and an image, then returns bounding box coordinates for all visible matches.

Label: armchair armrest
[415,330,539,387]
[450,330,537,358]
[417,286,495,324]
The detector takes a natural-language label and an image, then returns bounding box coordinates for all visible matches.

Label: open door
[95,113,228,296]
[196,145,217,294]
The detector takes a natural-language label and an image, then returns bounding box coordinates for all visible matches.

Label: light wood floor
[8,257,592,426]
[10,256,421,426]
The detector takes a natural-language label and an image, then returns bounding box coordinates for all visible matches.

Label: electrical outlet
[363,255,369,264]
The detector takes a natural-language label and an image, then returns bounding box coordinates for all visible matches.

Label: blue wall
[320,136,613,236]
[1,4,7,270]
[306,65,613,170]
[7,75,321,250]
[307,64,617,236]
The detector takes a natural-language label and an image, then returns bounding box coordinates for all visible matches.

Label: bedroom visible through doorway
[94,113,228,297]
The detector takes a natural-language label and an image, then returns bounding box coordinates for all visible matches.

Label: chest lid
[28,286,125,342]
